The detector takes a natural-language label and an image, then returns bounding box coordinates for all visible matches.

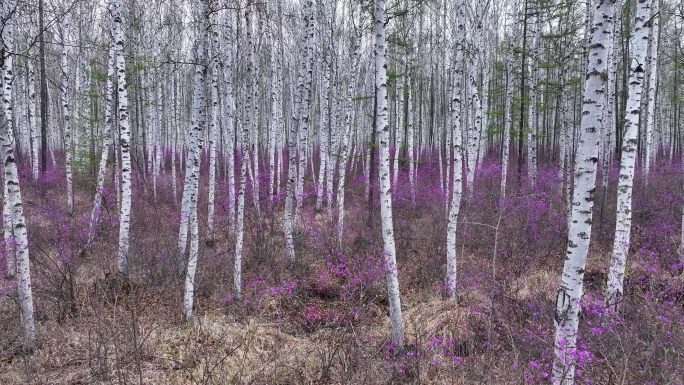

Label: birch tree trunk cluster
[0,0,681,374]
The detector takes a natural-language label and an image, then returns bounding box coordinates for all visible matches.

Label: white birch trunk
[605,0,652,311]
[601,2,620,210]
[178,5,208,279]
[643,0,659,179]
[406,57,416,202]
[285,0,314,263]
[86,44,115,247]
[182,0,208,321]
[501,0,519,202]
[393,61,404,186]
[234,7,255,296]
[337,38,361,248]
[220,13,236,237]
[3,0,36,351]
[446,0,466,298]
[111,0,132,277]
[527,3,540,187]
[315,1,331,212]
[171,74,178,205]
[374,0,404,349]
[326,78,339,219]
[2,3,15,277]
[552,2,616,383]
[27,20,39,180]
[295,1,315,224]
[207,17,219,244]
[60,17,74,216]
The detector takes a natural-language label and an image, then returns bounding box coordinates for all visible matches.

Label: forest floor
[1,154,683,384]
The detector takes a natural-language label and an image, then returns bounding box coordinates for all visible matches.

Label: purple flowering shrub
[1,148,683,384]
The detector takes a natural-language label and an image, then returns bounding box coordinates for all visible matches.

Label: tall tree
[446,0,466,299]
[501,0,520,202]
[112,0,132,277]
[374,0,404,349]
[284,0,315,264]
[2,0,36,352]
[182,0,209,320]
[606,0,652,311]
[552,1,617,383]
[86,44,115,248]
[60,13,74,216]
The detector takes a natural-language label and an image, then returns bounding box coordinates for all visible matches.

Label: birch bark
[285,0,314,263]
[446,0,466,298]
[111,0,132,277]
[337,36,361,248]
[182,0,209,320]
[643,0,659,178]
[527,1,540,187]
[375,0,404,349]
[606,0,652,311]
[501,0,519,202]
[87,44,115,247]
[2,0,36,351]
[60,16,74,216]
[207,14,219,244]
[552,1,616,383]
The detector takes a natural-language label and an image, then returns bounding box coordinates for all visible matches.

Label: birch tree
[643,0,660,178]
[182,0,209,320]
[86,44,115,248]
[552,1,616,383]
[112,0,132,277]
[207,10,220,245]
[234,5,255,298]
[606,0,652,311]
[526,0,540,187]
[501,0,520,202]
[315,0,332,213]
[446,0,466,298]
[2,0,36,351]
[337,31,361,248]
[285,0,314,264]
[27,14,39,180]
[374,0,404,349]
[60,14,74,216]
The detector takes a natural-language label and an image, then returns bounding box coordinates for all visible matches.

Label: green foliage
[538,61,556,69]
[566,76,582,87]
[387,71,404,80]
[352,95,372,102]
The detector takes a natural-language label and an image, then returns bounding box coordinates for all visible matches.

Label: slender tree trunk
[527,1,540,187]
[336,36,361,248]
[39,0,48,174]
[27,20,39,180]
[60,17,74,216]
[207,17,219,245]
[552,2,616,383]
[643,0,659,181]
[234,6,255,297]
[111,0,132,277]
[446,0,466,298]
[182,0,208,321]
[375,0,404,350]
[86,44,115,248]
[285,0,314,264]
[295,0,315,226]
[501,0,519,203]
[606,0,652,311]
[2,0,36,351]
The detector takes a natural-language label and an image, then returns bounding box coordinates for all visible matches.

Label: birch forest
[1,0,684,383]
